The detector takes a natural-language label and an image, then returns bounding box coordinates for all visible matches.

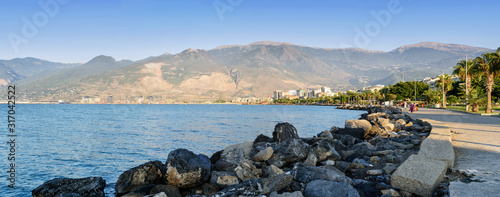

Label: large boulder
[292,166,353,185]
[166,149,211,188]
[115,161,165,195]
[32,177,106,197]
[274,139,310,163]
[273,122,299,143]
[303,180,360,197]
[345,119,372,133]
[149,185,181,197]
[213,142,253,172]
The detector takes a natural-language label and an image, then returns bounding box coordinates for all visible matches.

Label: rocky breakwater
[32,106,435,197]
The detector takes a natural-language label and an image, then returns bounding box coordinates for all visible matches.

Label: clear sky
[1,0,499,63]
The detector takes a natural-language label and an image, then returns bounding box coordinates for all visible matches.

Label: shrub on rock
[165,149,210,188]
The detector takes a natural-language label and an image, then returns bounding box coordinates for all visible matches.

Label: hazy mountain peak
[391,42,490,54]
[87,55,116,64]
[249,41,296,46]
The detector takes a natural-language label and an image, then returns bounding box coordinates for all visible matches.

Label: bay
[0,104,363,196]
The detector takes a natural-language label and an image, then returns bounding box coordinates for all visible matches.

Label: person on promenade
[404,101,408,111]
[409,103,415,113]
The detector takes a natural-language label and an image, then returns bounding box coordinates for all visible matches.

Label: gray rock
[115,161,165,195]
[32,177,106,197]
[166,149,211,188]
[303,151,318,167]
[144,192,168,197]
[273,122,299,143]
[210,171,239,189]
[313,139,341,161]
[235,160,262,181]
[214,179,263,197]
[317,130,334,139]
[274,139,310,163]
[253,147,274,162]
[262,174,294,194]
[369,156,382,165]
[329,126,340,133]
[345,119,372,133]
[214,142,253,172]
[292,166,353,185]
[269,191,304,197]
[303,180,360,197]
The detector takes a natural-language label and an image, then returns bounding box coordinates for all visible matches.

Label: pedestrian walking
[410,103,415,113]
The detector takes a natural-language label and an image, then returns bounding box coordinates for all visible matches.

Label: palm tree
[467,88,487,112]
[453,59,475,111]
[435,74,454,108]
[473,49,500,113]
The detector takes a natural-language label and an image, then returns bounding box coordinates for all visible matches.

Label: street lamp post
[451,50,483,112]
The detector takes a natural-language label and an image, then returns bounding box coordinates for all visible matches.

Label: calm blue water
[0,104,363,196]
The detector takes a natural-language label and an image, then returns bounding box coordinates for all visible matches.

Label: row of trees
[274,48,500,113]
[450,48,500,113]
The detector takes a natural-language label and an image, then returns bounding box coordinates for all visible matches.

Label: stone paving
[406,107,500,197]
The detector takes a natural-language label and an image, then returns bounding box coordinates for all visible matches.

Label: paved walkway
[406,108,500,197]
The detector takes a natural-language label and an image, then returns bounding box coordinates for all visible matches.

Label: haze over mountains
[1,41,492,102]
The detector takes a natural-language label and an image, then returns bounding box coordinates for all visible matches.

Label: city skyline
[1,0,499,63]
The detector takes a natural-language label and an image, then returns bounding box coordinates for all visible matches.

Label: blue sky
[1,0,499,63]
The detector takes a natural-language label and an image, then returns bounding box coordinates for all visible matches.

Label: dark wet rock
[329,126,340,133]
[273,122,299,143]
[292,166,353,185]
[262,174,294,195]
[32,177,106,197]
[115,161,165,195]
[235,160,262,181]
[210,150,223,164]
[375,182,393,190]
[210,171,239,189]
[369,156,382,165]
[336,128,366,140]
[351,142,375,156]
[148,185,181,197]
[125,184,158,196]
[355,183,378,197]
[312,139,341,162]
[199,183,218,196]
[303,180,360,197]
[254,134,274,143]
[166,149,211,188]
[333,134,363,147]
[274,139,310,163]
[334,161,351,173]
[214,179,263,197]
[253,147,274,162]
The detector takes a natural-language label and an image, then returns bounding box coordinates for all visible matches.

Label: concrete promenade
[406,108,500,197]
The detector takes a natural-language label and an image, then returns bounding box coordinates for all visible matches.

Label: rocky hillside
[4,41,491,101]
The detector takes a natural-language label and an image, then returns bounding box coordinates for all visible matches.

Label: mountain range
[1,41,492,102]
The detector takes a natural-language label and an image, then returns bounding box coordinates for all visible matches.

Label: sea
[0,104,364,196]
